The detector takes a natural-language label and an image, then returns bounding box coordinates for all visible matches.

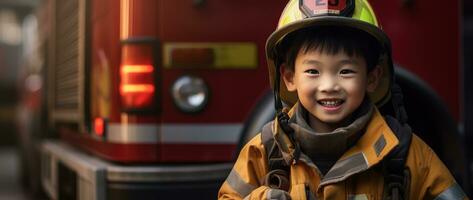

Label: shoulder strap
[261,122,289,173]
[261,121,290,191]
[383,116,413,200]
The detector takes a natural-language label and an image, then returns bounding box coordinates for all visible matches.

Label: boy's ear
[280,64,296,92]
[367,65,383,92]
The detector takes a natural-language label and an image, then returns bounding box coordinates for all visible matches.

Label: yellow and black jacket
[218,105,468,200]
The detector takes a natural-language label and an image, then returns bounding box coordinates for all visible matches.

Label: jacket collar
[272,105,400,187]
[290,101,373,163]
[319,107,399,186]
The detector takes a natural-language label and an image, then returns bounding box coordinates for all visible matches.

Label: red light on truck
[120,39,158,111]
[121,84,155,93]
[94,118,104,136]
[120,64,155,109]
[121,64,154,74]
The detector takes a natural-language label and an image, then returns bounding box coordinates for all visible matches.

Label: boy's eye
[305,69,319,75]
[340,69,356,74]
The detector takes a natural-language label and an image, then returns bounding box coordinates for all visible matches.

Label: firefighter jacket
[218,104,468,200]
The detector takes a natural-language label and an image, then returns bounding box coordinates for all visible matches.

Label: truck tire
[237,91,275,156]
[394,66,469,190]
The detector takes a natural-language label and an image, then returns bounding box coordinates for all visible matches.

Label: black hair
[278,26,383,72]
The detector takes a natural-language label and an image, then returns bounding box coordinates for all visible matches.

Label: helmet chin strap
[391,83,408,124]
[273,61,301,164]
[385,49,408,125]
[273,63,284,113]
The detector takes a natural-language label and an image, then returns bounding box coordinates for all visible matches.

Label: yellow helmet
[266,0,394,108]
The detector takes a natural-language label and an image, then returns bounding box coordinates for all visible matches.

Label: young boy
[219,0,468,199]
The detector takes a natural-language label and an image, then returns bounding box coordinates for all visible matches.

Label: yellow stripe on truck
[163,42,258,69]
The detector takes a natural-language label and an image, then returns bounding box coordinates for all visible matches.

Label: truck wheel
[237,91,275,156]
[393,66,469,190]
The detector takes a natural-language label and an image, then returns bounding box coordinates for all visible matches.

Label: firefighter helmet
[266,0,394,108]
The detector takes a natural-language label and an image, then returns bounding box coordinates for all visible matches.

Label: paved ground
[0,147,31,200]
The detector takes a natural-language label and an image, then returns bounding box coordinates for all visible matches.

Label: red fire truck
[29,0,287,199]
[17,0,470,199]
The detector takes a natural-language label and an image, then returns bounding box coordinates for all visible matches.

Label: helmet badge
[299,0,355,17]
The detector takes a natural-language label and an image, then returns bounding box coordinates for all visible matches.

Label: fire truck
[17,0,471,199]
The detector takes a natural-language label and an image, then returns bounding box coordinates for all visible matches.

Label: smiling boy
[218,0,468,199]
[281,28,382,134]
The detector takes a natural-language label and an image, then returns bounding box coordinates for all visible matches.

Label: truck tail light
[120,41,157,111]
[94,117,105,136]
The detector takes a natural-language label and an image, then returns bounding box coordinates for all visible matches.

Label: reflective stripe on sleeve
[433,183,466,200]
[321,152,368,186]
[225,168,257,197]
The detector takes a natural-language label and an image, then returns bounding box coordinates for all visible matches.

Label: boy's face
[282,48,381,131]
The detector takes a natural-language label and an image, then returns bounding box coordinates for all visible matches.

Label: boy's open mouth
[317,99,344,107]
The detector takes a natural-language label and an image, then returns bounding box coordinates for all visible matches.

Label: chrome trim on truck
[41,140,232,200]
[107,162,233,182]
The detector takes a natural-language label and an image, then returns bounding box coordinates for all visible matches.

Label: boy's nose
[319,77,340,93]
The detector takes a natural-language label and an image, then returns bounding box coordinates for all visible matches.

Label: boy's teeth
[319,100,342,106]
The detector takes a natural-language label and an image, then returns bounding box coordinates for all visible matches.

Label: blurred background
[0,0,472,199]
[1,1,41,199]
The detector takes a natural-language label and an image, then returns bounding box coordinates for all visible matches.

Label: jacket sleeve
[218,134,291,200]
[410,135,469,200]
